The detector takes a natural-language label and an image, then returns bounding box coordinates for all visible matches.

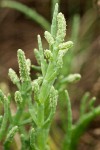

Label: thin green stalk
[51,3,59,38]
[63,90,72,150]
[51,0,60,17]
[80,92,90,117]
[13,105,24,125]
[1,0,50,31]
[28,91,46,149]
[38,35,47,77]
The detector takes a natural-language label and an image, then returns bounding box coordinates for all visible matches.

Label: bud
[44,49,53,60]
[37,77,43,85]
[34,48,41,64]
[15,91,23,104]
[8,68,20,85]
[17,49,30,82]
[32,81,39,92]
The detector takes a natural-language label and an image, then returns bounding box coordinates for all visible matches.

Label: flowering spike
[56,13,66,43]
[26,59,31,73]
[44,31,54,46]
[49,86,58,109]
[32,81,39,102]
[30,128,37,149]
[8,68,20,85]
[57,50,65,68]
[4,126,18,145]
[17,49,30,82]
[59,41,73,50]
[15,91,23,104]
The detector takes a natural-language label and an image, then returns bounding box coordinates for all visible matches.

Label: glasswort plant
[0,3,72,150]
[0,3,100,150]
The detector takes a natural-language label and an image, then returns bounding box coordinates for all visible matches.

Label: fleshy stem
[63,90,72,150]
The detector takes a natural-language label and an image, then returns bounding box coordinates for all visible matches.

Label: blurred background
[0,0,100,150]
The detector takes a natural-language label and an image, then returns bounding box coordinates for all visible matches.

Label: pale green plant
[0,3,73,150]
[0,3,100,150]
